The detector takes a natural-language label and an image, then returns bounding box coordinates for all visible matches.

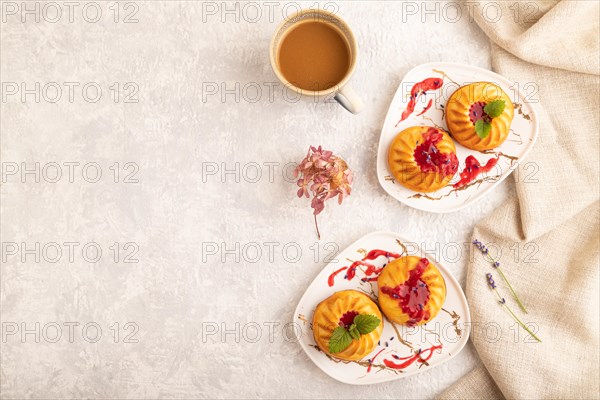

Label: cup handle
[334,84,364,114]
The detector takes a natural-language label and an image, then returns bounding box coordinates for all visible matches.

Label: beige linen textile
[440,1,600,399]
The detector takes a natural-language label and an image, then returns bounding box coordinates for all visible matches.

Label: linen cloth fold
[439,1,600,399]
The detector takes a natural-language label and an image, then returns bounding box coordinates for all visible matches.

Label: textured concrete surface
[1,1,511,398]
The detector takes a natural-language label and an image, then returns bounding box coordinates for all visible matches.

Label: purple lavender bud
[499,298,506,304]
[494,261,500,268]
[486,273,497,289]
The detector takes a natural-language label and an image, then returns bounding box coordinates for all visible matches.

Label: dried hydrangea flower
[294,146,353,239]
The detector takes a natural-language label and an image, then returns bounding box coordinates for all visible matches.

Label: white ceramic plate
[294,231,470,385]
[377,62,539,213]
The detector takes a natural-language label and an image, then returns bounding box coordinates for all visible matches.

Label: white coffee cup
[269,9,364,114]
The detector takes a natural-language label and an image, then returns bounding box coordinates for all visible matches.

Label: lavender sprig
[486,273,541,342]
[473,240,527,313]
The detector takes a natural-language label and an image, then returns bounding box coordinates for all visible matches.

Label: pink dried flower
[294,146,353,239]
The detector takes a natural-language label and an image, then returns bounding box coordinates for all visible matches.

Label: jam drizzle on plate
[327,249,401,287]
[367,348,386,373]
[395,77,444,127]
[383,344,443,369]
[327,267,348,287]
[453,155,499,188]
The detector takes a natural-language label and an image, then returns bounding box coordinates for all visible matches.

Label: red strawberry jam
[469,101,489,124]
[453,155,499,188]
[413,128,458,177]
[338,311,359,328]
[381,258,431,325]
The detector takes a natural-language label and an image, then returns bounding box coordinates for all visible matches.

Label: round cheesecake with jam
[377,256,446,326]
[388,126,458,193]
[445,82,514,151]
[312,290,383,361]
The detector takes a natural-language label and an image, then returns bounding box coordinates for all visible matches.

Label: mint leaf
[348,324,360,340]
[354,314,381,335]
[475,120,491,139]
[328,326,353,354]
[484,100,505,118]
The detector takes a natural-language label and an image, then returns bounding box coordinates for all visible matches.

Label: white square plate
[377,62,539,213]
[293,231,470,385]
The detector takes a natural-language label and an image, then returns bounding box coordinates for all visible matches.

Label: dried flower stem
[488,278,541,343]
[495,266,527,313]
[473,240,527,313]
[492,282,542,343]
[314,214,321,240]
